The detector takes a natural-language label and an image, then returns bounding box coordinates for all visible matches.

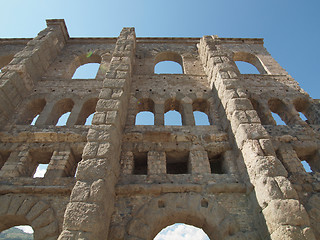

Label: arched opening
[17,98,46,125]
[165,99,183,126]
[235,61,260,74]
[75,98,98,125]
[301,160,312,173]
[192,99,210,125]
[293,98,310,123]
[249,98,273,125]
[165,111,182,126]
[135,98,155,125]
[68,53,102,79]
[154,223,209,240]
[0,225,33,239]
[155,61,183,74]
[135,111,154,125]
[72,63,100,79]
[85,113,94,125]
[268,98,291,125]
[56,112,71,126]
[46,98,74,125]
[233,52,267,74]
[154,52,183,74]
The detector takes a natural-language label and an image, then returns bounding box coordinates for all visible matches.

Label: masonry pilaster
[0,19,68,128]
[199,35,316,240]
[58,27,136,240]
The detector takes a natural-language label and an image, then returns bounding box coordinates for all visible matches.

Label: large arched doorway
[154,223,209,240]
[125,193,245,240]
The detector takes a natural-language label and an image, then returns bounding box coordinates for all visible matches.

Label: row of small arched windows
[18,98,98,126]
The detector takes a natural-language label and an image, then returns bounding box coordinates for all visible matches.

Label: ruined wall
[0,20,319,240]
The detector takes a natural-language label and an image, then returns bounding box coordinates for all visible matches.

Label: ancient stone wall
[0,19,319,240]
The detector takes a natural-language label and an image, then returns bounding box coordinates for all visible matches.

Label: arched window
[154,223,209,240]
[268,98,290,125]
[72,63,100,79]
[293,98,310,123]
[154,52,183,74]
[233,52,267,74]
[164,99,183,126]
[75,98,98,125]
[135,98,155,125]
[235,61,260,74]
[67,53,102,79]
[45,98,74,125]
[17,98,46,125]
[85,113,94,125]
[301,160,312,173]
[135,111,154,125]
[56,112,71,126]
[192,99,210,125]
[0,226,33,239]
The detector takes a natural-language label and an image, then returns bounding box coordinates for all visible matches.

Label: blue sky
[1,0,319,237]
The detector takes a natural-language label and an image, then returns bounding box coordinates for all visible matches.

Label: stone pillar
[45,149,76,178]
[188,150,211,174]
[148,151,166,174]
[121,151,134,175]
[66,100,83,126]
[35,100,55,126]
[199,36,315,240]
[58,28,136,240]
[181,102,195,126]
[0,19,68,128]
[0,151,22,177]
[154,102,164,126]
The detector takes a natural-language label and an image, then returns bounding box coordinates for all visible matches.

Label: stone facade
[0,19,319,240]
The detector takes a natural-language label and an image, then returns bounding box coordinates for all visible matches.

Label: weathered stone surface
[0,19,318,240]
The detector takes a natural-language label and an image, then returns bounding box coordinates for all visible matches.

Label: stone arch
[66,53,102,79]
[17,98,46,125]
[0,194,59,240]
[233,51,267,74]
[75,97,99,125]
[154,51,184,73]
[45,98,74,125]
[125,193,244,240]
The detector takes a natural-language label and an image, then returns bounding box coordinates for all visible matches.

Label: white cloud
[154,223,209,240]
[15,225,34,234]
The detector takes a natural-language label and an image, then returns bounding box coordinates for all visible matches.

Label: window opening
[85,113,94,125]
[271,112,286,125]
[154,223,209,240]
[209,154,224,174]
[135,111,154,125]
[30,114,39,125]
[299,112,308,122]
[133,152,148,175]
[193,111,210,125]
[72,63,100,79]
[301,160,312,173]
[154,61,183,74]
[235,61,260,74]
[56,112,71,126]
[30,151,53,178]
[33,164,49,178]
[166,152,189,174]
[0,226,34,239]
[165,110,182,126]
